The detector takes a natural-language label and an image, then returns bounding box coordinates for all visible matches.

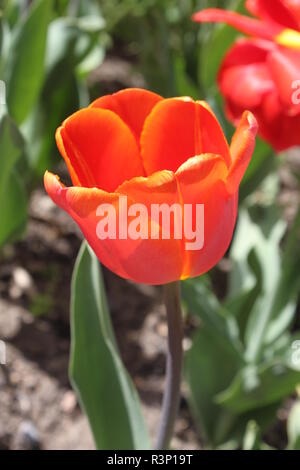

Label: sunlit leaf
[4,0,53,124]
[0,114,27,248]
[70,242,150,450]
[216,362,300,413]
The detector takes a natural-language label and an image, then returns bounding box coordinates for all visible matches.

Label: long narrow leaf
[70,242,150,450]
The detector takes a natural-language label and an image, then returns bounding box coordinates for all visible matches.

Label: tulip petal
[90,88,163,145]
[258,92,300,150]
[282,0,300,26]
[246,0,300,30]
[44,171,119,217]
[116,170,185,283]
[44,171,184,285]
[227,111,258,194]
[219,39,275,109]
[246,0,261,16]
[56,107,144,192]
[219,37,275,67]
[175,154,237,279]
[192,8,280,39]
[220,63,273,108]
[175,152,228,187]
[141,98,231,175]
[267,48,300,113]
[44,171,127,277]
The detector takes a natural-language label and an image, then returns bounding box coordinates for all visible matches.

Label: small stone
[10,267,36,299]
[17,392,31,414]
[23,375,37,391]
[60,391,77,414]
[9,284,23,299]
[0,301,23,339]
[9,371,20,385]
[15,421,40,450]
[157,322,167,338]
[183,337,192,352]
[12,267,33,292]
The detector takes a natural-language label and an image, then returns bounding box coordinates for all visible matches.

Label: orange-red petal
[227,111,258,194]
[90,88,163,146]
[140,98,231,175]
[218,39,275,109]
[267,47,300,113]
[44,171,127,276]
[116,170,185,283]
[175,154,236,279]
[246,0,300,30]
[56,107,144,192]
[192,8,281,40]
[44,171,184,285]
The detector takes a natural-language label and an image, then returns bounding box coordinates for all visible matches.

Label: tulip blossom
[193,0,300,151]
[44,88,257,285]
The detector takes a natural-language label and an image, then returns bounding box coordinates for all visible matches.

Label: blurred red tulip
[193,0,300,151]
[44,89,257,285]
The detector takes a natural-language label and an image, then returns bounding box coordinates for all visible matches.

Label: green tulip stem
[155,281,184,450]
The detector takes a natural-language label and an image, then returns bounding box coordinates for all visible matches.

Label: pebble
[60,391,77,414]
[10,267,35,299]
[15,421,40,450]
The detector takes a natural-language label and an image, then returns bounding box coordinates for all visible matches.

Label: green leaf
[242,421,261,450]
[184,277,280,447]
[226,207,292,358]
[0,114,23,189]
[239,138,275,202]
[0,114,27,248]
[183,278,227,334]
[244,202,300,358]
[185,325,242,446]
[273,205,300,328]
[24,73,80,177]
[216,361,300,414]
[287,401,300,450]
[181,276,240,351]
[23,12,106,177]
[242,420,274,450]
[0,19,11,77]
[0,169,27,247]
[182,277,242,355]
[70,242,150,450]
[173,54,199,99]
[45,15,105,73]
[4,0,52,124]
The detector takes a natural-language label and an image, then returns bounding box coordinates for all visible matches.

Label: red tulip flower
[193,0,300,151]
[44,88,257,285]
